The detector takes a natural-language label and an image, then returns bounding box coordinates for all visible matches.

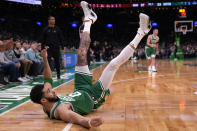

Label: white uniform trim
[75,65,91,74]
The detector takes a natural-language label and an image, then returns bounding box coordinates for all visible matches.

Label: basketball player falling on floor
[30,1,151,128]
[145,28,159,72]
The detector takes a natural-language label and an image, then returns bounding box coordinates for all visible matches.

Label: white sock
[129,33,144,49]
[83,21,92,33]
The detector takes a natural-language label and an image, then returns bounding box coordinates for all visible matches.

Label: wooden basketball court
[0,60,197,131]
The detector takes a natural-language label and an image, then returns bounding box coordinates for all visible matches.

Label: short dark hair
[30,85,45,104]
[153,28,158,31]
[48,16,55,20]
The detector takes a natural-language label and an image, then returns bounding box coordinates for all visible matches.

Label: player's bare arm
[41,47,52,79]
[55,104,103,128]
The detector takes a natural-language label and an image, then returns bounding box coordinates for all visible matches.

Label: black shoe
[0,79,9,85]
[9,80,21,83]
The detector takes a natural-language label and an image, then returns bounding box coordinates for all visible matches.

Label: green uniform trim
[44,78,53,85]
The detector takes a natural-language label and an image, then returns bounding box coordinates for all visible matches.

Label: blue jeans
[0,62,19,82]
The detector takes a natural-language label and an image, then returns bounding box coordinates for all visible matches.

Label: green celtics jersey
[43,90,94,119]
[150,35,159,45]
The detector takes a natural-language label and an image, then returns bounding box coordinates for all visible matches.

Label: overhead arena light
[72,23,77,28]
[107,24,113,28]
[152,22,158,27]
[1,18,6,22]
[36,22,42,26]
[194,21,197,26]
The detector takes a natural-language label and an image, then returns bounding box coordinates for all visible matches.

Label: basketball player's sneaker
[81,1,97,24]
[152,66,157,72]
[138,13,151,35]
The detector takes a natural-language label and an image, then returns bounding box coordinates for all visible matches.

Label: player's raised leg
[99,13,151,89]
[75,1,97,74]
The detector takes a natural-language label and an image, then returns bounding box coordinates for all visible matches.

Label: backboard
[174,21,193,34]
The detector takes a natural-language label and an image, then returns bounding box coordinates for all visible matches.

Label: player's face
[153,29,158,35]
[42,84,58,103]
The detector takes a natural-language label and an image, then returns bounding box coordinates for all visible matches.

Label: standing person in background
[145,29,159,72]
[40,16,65,79]
[173,42,177,60]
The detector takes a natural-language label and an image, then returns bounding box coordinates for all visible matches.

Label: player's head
[30,83,59,105]
[153,28,158,35]
[48,16,55,26]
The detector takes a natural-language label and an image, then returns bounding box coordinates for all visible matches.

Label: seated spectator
[14,41,33,80]
[103,41,113,61]
[91,41,100,62]
[25,41,44,77]
[21,41,30,54]
[0,40,21,82]
[4,40,28,82]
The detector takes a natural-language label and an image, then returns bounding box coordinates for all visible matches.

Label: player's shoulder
[55,103,70,118]
[148,34,153,38]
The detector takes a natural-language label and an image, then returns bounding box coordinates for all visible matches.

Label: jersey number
[69,92,81,97]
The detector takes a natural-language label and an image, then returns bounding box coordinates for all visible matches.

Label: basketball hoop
[174,21,193,34]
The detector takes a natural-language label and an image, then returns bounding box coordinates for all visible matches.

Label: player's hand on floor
[90,116,104,127]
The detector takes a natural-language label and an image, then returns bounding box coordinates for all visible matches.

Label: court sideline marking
[62,123,73,131]
[112,72,197,84]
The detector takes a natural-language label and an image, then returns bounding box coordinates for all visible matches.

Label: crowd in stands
[0,37,44,85]
[70,40,197,64]
[0,29,196,86]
